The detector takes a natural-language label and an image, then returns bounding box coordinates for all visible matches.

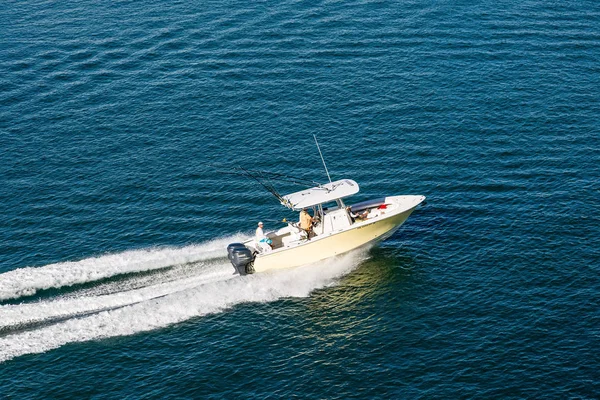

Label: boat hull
[252,196,423,273]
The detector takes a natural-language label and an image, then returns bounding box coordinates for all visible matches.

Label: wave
[0,237,367,363]
[0,234,248,302]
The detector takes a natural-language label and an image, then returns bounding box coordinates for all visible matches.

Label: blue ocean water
[1,0,599,397]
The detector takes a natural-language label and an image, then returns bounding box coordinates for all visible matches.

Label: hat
[258,221,263,226]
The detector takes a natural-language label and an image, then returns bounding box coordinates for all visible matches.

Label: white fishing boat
[227,179,425,275]
[226,136,425,275]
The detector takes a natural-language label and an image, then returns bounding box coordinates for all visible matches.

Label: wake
[0,235,244,302]
[0,235,366,363]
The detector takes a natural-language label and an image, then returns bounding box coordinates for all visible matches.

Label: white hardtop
[281,179,359,210]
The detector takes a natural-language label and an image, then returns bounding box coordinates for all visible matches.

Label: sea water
[1,0,599,397]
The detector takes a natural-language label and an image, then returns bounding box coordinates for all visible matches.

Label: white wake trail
[0,235,247,301]
[0,250,367,363]
[0,259,234,330]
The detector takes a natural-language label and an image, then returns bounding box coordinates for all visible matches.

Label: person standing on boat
[255,221,272,249]
[299,208,314,239]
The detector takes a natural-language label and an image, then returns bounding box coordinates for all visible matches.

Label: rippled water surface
[1,0,599,398]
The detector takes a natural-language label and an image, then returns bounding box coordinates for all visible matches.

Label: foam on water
[0,260,233,331]
[0,234,248,302]
[0,239,367,363]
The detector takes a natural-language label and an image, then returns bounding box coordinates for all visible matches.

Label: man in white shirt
[255,221,272,249]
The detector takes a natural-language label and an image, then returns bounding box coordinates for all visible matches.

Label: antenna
[313,134,332,183]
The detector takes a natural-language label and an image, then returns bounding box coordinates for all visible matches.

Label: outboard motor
[227,243,255,275]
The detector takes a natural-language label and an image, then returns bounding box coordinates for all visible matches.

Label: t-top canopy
[282,179,359,210]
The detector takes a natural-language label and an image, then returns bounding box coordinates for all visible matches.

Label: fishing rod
[235,166,296,209]
[202,164,297,208]
[237,167,323,187]
[203,137,338,209]
[235,170,318,189]
[314,134,332,184]
[205,163,322,189]
[236,166,283,201]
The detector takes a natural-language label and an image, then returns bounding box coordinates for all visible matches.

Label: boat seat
[281,225,307,247]
[254,240,272,254]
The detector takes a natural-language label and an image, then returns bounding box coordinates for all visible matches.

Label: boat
[227,178,425,275]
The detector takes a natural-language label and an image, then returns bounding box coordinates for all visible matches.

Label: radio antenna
[313,134,332,184]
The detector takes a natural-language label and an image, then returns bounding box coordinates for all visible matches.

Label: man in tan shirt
[299,208,314,238]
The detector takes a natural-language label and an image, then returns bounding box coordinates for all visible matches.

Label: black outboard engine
[227,243,255,275]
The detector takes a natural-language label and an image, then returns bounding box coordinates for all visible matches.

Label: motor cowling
[227,243,255,275]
